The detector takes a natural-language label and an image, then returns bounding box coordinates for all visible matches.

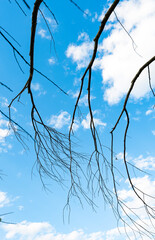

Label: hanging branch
[22,0,30,9]
[0,31,67,95]
[69,0,155,238]
[68,0,121,222]
[0,82,13,92]
[110,56,155,239]
[6,0,87,190]
[69,0,88,16]
[14,0,27,16]
[43,1,58,25]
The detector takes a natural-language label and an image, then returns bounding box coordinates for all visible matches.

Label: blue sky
[0,0,155,239]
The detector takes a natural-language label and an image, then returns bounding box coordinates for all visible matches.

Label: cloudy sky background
[0,0,155,239]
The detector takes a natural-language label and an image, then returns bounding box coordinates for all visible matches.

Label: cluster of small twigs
[68,0,155,238]
[1,0,155,239]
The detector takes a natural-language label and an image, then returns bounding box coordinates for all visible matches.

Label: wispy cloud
[0,97,17,112]
[48,111,71,129]
[38,29,50,39]
[81,112,106,130]
[152,130,155,136]
[0,191,10,208]
[31,83,46,96]
[133,155,155,170]
[69,91,96,106]
[48,57,56,65]
[48,109,105,132]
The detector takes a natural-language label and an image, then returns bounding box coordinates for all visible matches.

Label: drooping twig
[69,0,88,16]
[22,0,30,9]
[0,31,67,95]
[43,1,58,25]
[0,82,13,92]
[14,0,27,16]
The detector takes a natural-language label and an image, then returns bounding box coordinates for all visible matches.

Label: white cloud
[66,40,93,70]
[146,109,153,115]
[18,205,24,211]
[92,12,98,23]
[1,221,105,240]
[0,129,11,142]
[48,57,56,65]
[45,17,58,32]
[152,130,155,135]
[133,155,155,170]
[108,175,155,239]
[38,29,50,39]
[79,94,96,107]
[145,106,154,116]
[31,83,46,96]
[0,116,11,145]
[97,0,155,104]
[0,191,10,208]
[81,112,106,130]
[31,83,41,91]
[48,109,105,131]
[118,176,155,217]
[78,32,89,42]
[0,97,17,112]
[66,0,155,105]
[48,111,71,129]
[69,91,96,106]
[84,9,91,18]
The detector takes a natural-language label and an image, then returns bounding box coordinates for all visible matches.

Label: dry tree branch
[14,0,27,16]
[43,1,58,25]
[0,30,67,95]
[110,56,155,238]
[113,11,142,58]
[22,0,30,9]
[68,0,121,222]
[0,82,13,92]
[69,0,88,16]
[6,0,87,194]
[0,212,15,225]
[68,0,155,238]
[39,8,57,55]
[148,65,155,97]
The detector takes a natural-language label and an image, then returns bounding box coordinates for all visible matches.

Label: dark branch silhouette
[1,0,155,238]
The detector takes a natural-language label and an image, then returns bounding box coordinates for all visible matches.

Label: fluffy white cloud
[1,221,105,240]
[66,0,155,105]
[97,0,155,104]
[133,155,155,170]
[0,191,10,208]
[48,111,71,129]
[66,37,93,69]
[118,176,155,218]
[48,109,106,132]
